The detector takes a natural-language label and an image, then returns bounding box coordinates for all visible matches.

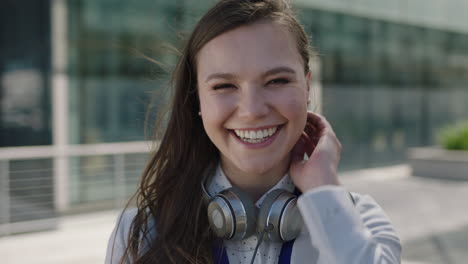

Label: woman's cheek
[280,90,308,116]
[200,94,237,128]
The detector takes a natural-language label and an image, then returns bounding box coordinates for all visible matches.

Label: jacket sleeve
[297,185,401,264]
[105,209,137,264]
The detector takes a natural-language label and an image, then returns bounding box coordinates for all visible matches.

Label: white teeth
[243,138,263,143]
[233,126,279,142]
[249,131,256,139]
[256,130,263,139]
[269,127,277,136]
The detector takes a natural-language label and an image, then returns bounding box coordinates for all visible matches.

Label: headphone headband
[201,176,213,205]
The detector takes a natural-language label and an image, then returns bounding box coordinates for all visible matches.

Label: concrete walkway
[341,165,468,264]
[2,164,468,263]
[2,210,118,264]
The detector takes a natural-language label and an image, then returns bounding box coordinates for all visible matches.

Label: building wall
[297,0,468,34]
[0,0,55,231]
[0,0,52,147]
[297,5,468,169]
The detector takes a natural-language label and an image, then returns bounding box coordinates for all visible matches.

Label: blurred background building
[1,0,468,236]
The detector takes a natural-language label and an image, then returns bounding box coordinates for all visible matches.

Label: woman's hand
[289,112,342,193]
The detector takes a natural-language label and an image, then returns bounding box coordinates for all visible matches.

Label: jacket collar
[206,164,295,208]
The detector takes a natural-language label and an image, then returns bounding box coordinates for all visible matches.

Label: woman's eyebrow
[262,66,296,77]
[204,66,296,83]
[205,72,235,83]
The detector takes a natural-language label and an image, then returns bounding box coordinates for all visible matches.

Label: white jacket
[105,166,401,264]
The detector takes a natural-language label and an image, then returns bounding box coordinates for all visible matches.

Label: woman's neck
[220,156,290,202]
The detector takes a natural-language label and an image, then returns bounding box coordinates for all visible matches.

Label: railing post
[52,0,69,212]
[114,154,126,208]
[0,160,10,236]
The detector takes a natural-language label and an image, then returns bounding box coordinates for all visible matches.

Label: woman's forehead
[196,22,304,80]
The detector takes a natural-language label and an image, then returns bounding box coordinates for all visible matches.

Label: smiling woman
[105,1,401,263]
[197,22,309,197]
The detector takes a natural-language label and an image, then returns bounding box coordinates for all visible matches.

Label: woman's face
[197,21,310,178]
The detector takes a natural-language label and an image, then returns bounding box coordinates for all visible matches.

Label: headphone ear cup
[257,189,287,242]
[257,189,302,242]
[278,196,302,242]
[207,187,257,241]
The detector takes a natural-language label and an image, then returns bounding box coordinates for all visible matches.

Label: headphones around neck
[201,179,303,242]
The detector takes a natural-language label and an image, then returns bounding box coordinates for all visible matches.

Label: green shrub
[437,121,468,150]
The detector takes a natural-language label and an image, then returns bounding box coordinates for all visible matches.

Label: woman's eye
[267,78,290,85]
[213,83,235,90]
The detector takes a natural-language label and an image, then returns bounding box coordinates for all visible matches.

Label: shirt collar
[206,164,295,208]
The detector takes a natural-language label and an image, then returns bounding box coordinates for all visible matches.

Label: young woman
[105,0,401,263]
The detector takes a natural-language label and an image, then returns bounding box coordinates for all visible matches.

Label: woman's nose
[237,86,269,120]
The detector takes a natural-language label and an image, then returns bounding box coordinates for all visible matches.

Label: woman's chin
[220,152,291,180]
[235,158,288,177]
[239,165,272,176]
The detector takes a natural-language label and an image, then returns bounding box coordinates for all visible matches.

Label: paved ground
[1,164,468,263]
[341,165,468,264]
[2,210,117,264]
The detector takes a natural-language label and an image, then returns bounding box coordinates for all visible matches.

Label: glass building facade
[63,0,468,169]
[1,0,468,228]
[66,0,210,144]
[298,8,468,169]
[0,0,52,147]
[0,0,55,230]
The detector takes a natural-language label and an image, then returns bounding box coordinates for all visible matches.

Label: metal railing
[0,141,152,236]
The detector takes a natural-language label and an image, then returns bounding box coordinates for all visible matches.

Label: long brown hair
[117,0,313,263]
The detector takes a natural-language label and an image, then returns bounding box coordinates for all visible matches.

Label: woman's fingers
[293,111,341,164]
[305,112,342,159]
[307,112,339,137]
[306,112,326,132]
[291,132,316,162]
[291,135,306,163]
[301,131,316,157]
[289,112,342,192]
[305,122,320,144]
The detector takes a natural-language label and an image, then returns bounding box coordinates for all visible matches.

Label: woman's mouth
[231,125,282,144]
